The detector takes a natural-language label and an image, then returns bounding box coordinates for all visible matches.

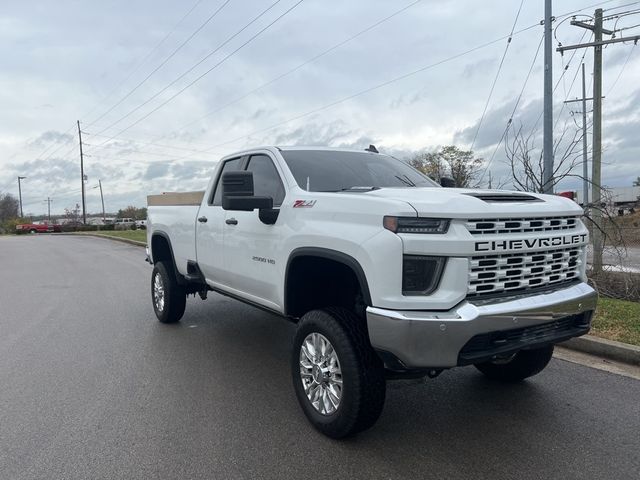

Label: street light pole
[98,180,105,223]
[93,180,106,224]
[17,176,26,217]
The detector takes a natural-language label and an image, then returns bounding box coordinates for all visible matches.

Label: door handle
[225,218,238,225]
[198,216,208,223]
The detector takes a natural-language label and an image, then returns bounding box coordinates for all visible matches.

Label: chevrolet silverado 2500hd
[146,146,597,438]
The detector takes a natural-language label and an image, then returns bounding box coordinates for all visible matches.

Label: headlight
[402,255,446,295]
[383,216,450,234]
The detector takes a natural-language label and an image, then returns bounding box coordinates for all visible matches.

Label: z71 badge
[293,200,316,208]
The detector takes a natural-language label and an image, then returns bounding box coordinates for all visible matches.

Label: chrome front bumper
[366,282,597,369]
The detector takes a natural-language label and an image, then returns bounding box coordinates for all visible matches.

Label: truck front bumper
[366,282,597,369]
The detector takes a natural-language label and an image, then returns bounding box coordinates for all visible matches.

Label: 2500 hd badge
[475,233,587,252]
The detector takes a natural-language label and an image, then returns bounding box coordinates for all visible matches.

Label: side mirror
[221,171,273,211]
[440,177,456,188]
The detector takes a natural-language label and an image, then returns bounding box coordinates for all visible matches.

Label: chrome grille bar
[465,216,579,235]
[468,247,582,296]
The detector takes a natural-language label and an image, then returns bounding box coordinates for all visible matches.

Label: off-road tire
[291,307,386,438]
[151,261,186,324]
[474,345,554,382]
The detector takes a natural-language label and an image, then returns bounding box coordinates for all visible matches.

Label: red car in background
[16,223,61,234]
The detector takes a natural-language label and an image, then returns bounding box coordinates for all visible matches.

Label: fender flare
[284,247,372,316]
[150,231,186,285]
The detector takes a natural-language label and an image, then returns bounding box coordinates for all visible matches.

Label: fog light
[402,255,446,295]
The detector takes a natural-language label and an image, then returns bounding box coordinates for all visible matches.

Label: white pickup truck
[146,146,597,438]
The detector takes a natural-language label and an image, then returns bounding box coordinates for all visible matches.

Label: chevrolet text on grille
[474,234,587,252]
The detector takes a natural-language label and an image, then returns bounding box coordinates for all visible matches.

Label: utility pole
[17,176,26,217]
[98,180,105,223]
[542,0,554,194]
[592,8,604,274]
[581,63,589,209]
[44,197,52,223]
[77,120,87,225]
[563,63,597,208]
[557,9,640,273]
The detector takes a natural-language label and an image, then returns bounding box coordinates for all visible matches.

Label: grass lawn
[591,297,640,346]
[82,229,147,243]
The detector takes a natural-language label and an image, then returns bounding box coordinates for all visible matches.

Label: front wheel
[474,345,554,382]
[291,308,386,438]
[151,261,186,323]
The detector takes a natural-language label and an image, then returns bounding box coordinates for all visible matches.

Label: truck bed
[147,191,205,206]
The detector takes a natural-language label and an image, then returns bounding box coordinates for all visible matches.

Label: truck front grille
[465,216,579,235]
[467,246,582,297]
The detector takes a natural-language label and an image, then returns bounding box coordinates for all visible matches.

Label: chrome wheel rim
[299,332,342,415]
[153,272,165,312]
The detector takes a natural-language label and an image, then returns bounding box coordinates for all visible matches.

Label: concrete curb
[560,335,640,366]
[63,232,146,247]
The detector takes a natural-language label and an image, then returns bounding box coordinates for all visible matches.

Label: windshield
[280,150,439,192]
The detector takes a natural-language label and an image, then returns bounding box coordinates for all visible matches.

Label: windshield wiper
[394,175,416,187]
[318,186,381,192]
[339,186,381,192]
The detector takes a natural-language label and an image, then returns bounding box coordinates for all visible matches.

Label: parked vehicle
[146,146,597,438]
[135,219,147,230]
[115,217,135,226]
[16,223,61,234]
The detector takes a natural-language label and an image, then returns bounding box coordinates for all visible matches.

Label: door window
[245,155,285,207]
[211,157,243,206]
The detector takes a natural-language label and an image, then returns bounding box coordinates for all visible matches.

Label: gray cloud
[2,0,639,214]
[142,163,170,180]
[27,130,74,149]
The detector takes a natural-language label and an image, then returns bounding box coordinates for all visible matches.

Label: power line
[82,0,206,124]
[602,1,640,13]
[83,141,221,159]
[558,0,635,19]
[156,0,422,141]
[469,0,524,152]
[478,33,546,183]
[606,43,637,95]
[86,0,233,128]
[93,0,284,138]
[170,22,542,160]
[96,0,306,146]
[82,131,223,155]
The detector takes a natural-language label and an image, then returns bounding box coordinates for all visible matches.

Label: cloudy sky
[1,0,639,216]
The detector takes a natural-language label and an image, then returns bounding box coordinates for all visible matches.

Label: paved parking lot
[1,235,639,480]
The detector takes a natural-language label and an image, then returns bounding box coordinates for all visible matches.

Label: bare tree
[504,121,585,193]
[503,120,638,280]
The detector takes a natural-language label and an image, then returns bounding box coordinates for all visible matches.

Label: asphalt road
[1,235,639,480]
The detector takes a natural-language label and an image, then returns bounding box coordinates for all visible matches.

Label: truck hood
[363,187,582,218]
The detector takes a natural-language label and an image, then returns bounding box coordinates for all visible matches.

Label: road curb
[63,232,146,247]
[560,335,640,366]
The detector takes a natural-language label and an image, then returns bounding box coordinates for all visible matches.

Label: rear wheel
[29,229,37,234]
[474,345,554,382]
[291,308,386,438]
[151,261,186,323]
